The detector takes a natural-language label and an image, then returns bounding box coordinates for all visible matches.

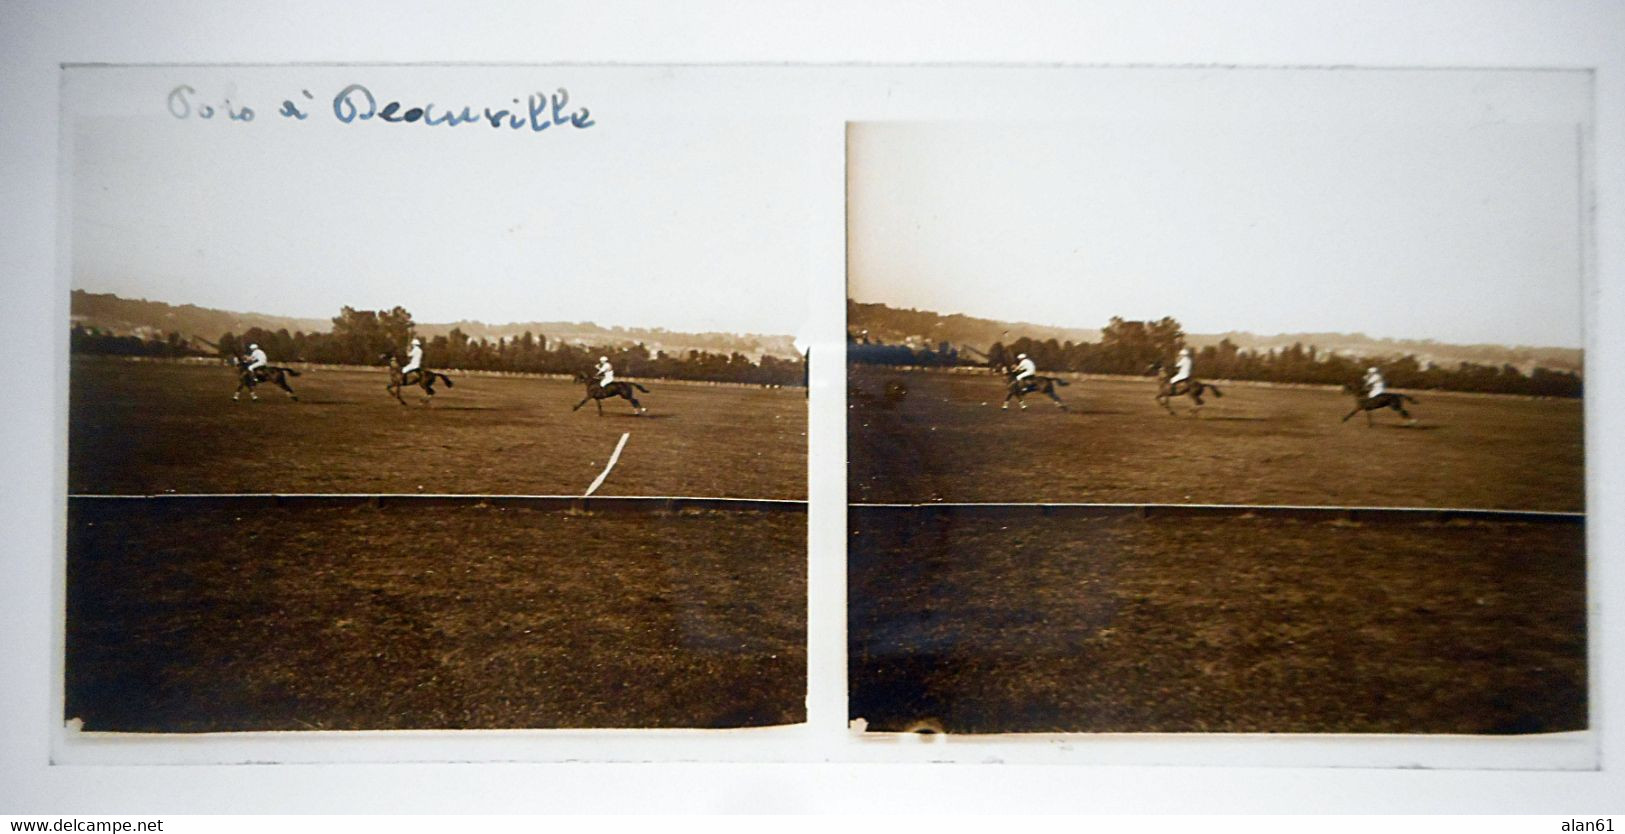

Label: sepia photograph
[847,96,1589,733]
[62,66,811,733]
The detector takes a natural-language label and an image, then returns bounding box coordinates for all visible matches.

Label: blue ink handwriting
[168,83,596,133]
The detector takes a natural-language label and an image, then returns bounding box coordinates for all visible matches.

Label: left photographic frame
[59,65,811,740]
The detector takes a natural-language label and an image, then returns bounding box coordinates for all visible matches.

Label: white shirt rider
[596,356,615,386]
[1013,354,1037,382]
[1169,348,1193,385]
[246,344,268,373]
[402,338,423,375]
[1364,367,1386,397]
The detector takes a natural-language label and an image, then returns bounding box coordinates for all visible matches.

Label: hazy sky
[848,120,1585,348]
[70,107,815,336]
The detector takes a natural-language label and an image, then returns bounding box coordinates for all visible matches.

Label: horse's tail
[279,367,302,377]
[437,372,454,388]
[632,383,650,392]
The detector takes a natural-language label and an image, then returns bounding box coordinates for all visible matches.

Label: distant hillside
[847,300,1100,356]
[70,292,329,343]
[1190,331,1583,375]
[70,291,799,359]
[416,320,797,360]
[849,299,1582,373]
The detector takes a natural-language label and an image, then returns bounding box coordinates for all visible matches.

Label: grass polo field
[849,509,1584,734]
[848,364,1586,734]
[849,365,1583,511]
[69,501,805,731]
[72,357,807,499]
[65,356,807,731]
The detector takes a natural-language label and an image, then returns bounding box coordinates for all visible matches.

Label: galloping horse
[381,352,454,405]
[233,357,300,402]
[998,365,1069,411]
[572,372,649,416]
[1341,382,1418,427]
[1148,359,1222,416]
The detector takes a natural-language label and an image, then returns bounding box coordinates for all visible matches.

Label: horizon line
[846,297,1584,353]
[69,289,797,340]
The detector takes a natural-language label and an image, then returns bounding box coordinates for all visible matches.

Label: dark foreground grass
[849,366,1583,511]
[70,358,806,499]
[67,500,805,731]
[849,510,1585,734]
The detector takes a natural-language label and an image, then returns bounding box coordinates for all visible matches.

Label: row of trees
[70,326,211,359]
[73,306,807,387]
[849,315,1583,398]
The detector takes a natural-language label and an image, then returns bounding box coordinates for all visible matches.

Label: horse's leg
[628,395,642,413]
[595,398,603,416]
[1341,406,1360,422]
[1366,408,1374,428]
[572,395,591,412]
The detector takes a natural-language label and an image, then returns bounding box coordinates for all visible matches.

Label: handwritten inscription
[167,85,255,122]
[169,83,595,132]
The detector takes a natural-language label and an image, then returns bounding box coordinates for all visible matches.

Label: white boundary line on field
[583,432,631,497]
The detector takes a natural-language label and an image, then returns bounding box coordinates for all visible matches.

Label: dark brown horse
[234,358,300,402]
[999,365,1069,411]
[1341,382,1418,426]
[1148,360,1222,416]
[381,352,454,405]
[572,372,649,416]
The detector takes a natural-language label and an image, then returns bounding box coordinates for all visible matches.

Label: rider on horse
[401,337,424,382]
[1012,353,1037,388]
[595,355,615,387]
[244,343,269,381]
[1167,346,1193,393]
[1363,366,1386,398]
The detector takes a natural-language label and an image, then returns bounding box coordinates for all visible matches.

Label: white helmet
[1180,347,1192,355]
[248,343,259,350]
[412,337,422,346]
[600,356,608,362]
[1017,353,1027,360]
[1368,366,1378,373]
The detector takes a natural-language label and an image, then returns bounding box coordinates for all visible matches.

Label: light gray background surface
[3,0,1622,813]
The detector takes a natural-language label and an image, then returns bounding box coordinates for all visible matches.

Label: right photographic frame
[846,73,1590,736]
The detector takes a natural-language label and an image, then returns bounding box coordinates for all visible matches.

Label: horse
[1147,359,1222,416]
[998,365,1069,411]
[1341,382,1418,427]
[572,372,649,416]
[380,352,454,405]
[233,358,300,402]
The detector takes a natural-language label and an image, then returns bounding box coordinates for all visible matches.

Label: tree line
[72,305,806,387]
[848,315,1582,398]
